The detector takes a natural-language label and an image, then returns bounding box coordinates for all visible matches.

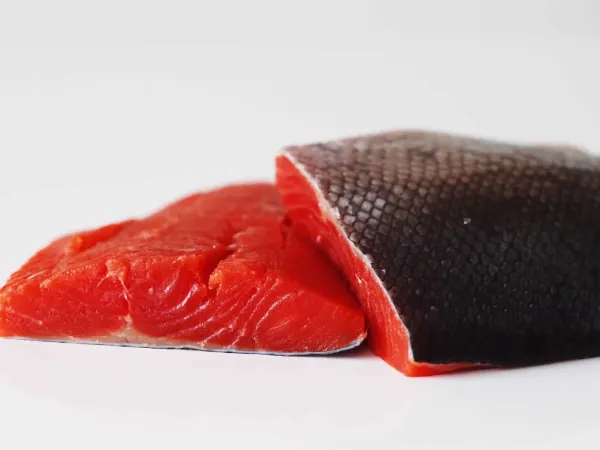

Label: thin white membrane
[281,151,415,362]
[4,335,364,356]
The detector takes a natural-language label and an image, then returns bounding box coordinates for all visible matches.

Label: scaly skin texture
[0,183,366,354]
[277,130,600,375]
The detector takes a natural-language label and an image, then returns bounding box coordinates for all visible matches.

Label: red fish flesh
[277,130,600,376]
[0,183,366,354]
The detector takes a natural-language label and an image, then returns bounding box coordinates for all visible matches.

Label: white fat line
[253,292,294,337]
[5,308,44,326]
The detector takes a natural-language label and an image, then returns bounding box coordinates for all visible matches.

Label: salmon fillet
[0,183,366,354]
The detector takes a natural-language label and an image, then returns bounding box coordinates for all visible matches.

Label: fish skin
[277,130,600,375]
[0,183,366,355]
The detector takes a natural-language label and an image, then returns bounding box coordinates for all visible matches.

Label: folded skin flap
[276,130,600,375]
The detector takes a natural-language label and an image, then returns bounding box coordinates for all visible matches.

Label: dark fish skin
[282,130,600,368]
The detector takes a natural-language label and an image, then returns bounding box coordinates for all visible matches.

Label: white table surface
[1,2,600,449]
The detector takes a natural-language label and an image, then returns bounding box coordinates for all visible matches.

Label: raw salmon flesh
[0,184,366,354]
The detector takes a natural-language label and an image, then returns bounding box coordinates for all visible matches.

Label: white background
[1,1,600,449]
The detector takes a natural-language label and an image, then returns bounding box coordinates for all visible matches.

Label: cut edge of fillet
[0,249,367,355]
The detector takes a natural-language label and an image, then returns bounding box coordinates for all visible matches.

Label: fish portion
[0,184,366,354]
[277,130,600,376]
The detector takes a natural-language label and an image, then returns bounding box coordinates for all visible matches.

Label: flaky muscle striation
[276,130,600,376]
[0,184,366,355]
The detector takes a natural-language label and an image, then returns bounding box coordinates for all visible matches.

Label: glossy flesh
[0,184,366,354]
[277,131,600,375]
